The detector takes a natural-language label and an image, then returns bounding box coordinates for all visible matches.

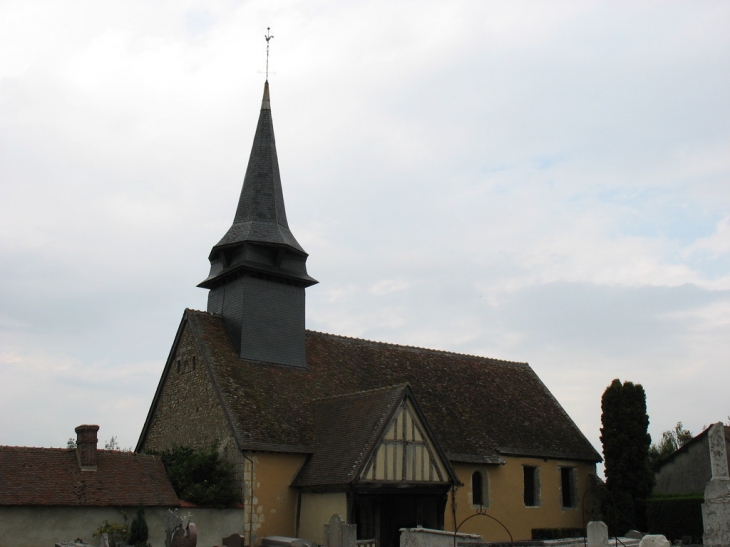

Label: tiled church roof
[0,446,179,506]
[155,309,600,463]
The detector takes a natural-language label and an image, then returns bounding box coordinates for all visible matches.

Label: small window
[561,467,576,508]
[472,471,484,506]
[523,465,540,507]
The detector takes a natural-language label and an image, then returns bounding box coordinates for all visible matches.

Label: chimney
[75,424,99,470]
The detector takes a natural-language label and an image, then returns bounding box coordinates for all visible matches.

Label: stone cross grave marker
[703,422,730,547]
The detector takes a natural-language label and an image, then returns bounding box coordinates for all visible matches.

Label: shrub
[647,495,703,543]
[128,502,150,547]
[151,444,241,507]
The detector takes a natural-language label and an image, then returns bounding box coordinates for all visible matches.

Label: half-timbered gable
[359,392,451,485]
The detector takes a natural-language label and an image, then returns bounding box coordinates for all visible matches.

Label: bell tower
[198,82,317,367]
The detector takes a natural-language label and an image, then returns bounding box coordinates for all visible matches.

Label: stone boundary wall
[0,505,244,547]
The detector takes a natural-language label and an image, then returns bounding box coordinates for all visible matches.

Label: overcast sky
[1,1,729,466]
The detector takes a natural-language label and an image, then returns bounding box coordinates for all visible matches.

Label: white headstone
[639,535,670,547]
[587,521,608,547]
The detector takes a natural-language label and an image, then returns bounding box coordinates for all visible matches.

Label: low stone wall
[400,527,482,547]
[466,537,641,547]
[0,505,244,547]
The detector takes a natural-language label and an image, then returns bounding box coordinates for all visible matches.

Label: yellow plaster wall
[244,452,307,544]
[298,492,349,545]
[447,458,596,541]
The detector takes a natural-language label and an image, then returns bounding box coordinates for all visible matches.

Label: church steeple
[199,82,316,367]
[207,81,306,257]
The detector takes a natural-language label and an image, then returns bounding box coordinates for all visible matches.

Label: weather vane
[265,27,274,81]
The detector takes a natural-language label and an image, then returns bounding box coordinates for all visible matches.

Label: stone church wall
[141,323,234,452]
[139,323,247,507]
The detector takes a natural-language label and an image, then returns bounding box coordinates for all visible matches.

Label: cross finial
[265,27,274,81]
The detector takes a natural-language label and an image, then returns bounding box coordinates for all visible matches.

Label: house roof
[655,423,730,470]
[293,384,458,488]
[0,446,180,507]
[138,309,601,463]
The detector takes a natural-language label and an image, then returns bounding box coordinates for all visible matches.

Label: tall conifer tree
[600,379,654,534]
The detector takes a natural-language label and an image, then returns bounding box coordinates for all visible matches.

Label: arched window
[472,471,484,506]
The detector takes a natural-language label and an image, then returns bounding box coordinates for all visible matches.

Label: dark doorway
[353,491,447,547]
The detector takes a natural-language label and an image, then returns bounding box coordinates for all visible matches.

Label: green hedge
[532,528,585,540]
[647,495,703,543]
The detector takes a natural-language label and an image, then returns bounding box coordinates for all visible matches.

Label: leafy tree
[128,503,150,547]
[105,436,120,450]
[152,444,241,508]
[600,379,654,534]
[648,422,693,469]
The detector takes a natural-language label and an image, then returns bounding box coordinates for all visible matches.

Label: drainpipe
[242,452,255,547]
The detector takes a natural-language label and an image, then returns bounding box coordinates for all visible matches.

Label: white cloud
[369,279,410,295]
[0,0,729,458]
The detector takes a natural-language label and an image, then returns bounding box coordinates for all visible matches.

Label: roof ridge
[0,445,71,451]
[311,383,409,404]
[185,309,528,365]
[304,329,528,366]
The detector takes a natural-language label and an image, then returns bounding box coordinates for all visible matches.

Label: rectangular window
[523,465,539,507]
[561,467,576,508]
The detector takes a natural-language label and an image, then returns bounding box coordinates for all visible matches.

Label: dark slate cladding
[198,82,316,367]
[215,82,303,254]
[180,309,601,463]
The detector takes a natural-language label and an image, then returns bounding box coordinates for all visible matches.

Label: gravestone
[639,535,670,547]
[171,522,198,547]
[324,514,357,547]
[702,422,730,547]
[587,521,608,547]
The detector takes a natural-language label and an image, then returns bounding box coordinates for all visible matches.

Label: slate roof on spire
[214,81,305,255]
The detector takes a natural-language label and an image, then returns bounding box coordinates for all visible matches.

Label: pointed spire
[199,81,316,291]
[212,81,304,255]
[261,80,270,110]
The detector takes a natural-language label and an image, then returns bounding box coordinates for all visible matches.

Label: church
[136,81,601,547]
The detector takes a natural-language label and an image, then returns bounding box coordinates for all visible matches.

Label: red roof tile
[0,446,179,506]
